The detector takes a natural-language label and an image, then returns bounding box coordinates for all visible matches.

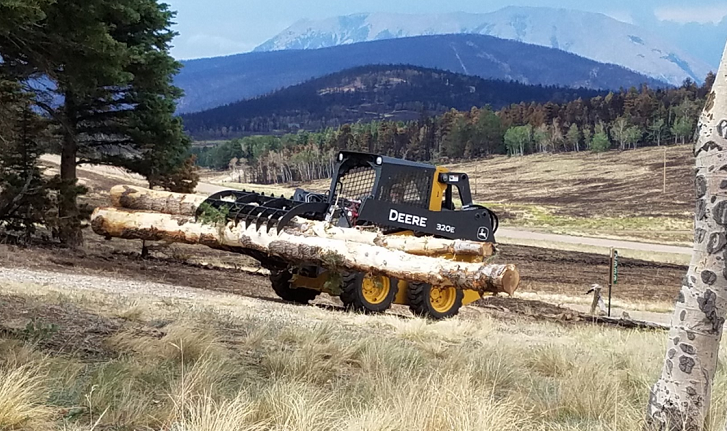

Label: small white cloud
[655,5,727,24]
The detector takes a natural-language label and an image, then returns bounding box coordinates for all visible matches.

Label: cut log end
[499,267,520,296]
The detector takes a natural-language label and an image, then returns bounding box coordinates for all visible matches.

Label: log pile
[92,185,520,295]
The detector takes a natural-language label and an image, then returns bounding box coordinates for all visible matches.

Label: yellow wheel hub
[361,275,391,305]
[430,286,457,313]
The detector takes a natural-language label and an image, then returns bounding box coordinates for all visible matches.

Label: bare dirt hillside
[458,145,693,219]
[454,144,694,244]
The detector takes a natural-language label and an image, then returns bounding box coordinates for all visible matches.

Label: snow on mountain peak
[254,6,712,86]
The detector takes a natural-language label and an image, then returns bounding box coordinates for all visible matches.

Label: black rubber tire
[269,269,320,304]
[407,281,463,320]
[340,272,398,313]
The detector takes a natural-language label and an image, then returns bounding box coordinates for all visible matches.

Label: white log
[646,43,727,431]
[110,184,207,216]
[294,220,495,257]
[109,184,495,257]
[90,207,519,295]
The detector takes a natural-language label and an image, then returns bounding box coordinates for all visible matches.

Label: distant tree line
[194,76,711,184]
[0,0,196,246]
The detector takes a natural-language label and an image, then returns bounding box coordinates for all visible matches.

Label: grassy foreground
[1,280,726,431]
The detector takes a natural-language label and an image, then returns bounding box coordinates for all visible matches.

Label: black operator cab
[327,151,498,243]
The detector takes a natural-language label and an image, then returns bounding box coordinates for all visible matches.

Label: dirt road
[0,261,675,328]
[496,228,691,255]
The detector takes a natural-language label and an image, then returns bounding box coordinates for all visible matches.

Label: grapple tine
[264,207,279,229]
[230,206,246,225]
[276,202,330,228]
[240,205,260,226]
[267,212,282,232]
[255,208,272,231]
[275,216,287,233]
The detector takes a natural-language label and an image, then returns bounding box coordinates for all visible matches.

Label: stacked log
[93,185,520,295]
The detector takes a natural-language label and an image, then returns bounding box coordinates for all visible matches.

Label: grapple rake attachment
[196,189,329,232]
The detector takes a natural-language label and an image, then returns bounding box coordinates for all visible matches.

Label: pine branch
[0,174,34,219]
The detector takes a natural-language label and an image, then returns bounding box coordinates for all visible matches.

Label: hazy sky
[164,0,727,61]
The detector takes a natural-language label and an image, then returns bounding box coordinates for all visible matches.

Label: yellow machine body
[290,164,491,309]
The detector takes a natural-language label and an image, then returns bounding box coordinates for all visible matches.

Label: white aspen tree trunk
[645,42,727,431]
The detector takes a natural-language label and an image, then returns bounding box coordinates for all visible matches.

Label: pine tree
[0,78,50,238]
[470,107,505,156]
[441,116,470,159]
[151,155,200,194]
[0,0,192,246]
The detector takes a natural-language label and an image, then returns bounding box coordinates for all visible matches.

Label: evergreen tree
[335,124,354,151]
[470,107,505,156]
[0,79,50,237]
[441,116,470,159]
[0,0,191,246]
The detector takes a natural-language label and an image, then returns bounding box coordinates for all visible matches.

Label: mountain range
[254,7,713,87]
[175,34,665,114]
[180,64,606,139]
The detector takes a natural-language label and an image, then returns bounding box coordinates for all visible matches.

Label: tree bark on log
[110,185,206,216]
[109,185,495,257]
[91,207,519,295]
[294,220,495,257]
[645,42,727,431]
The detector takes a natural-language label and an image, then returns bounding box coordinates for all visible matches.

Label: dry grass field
[453,144,694,245]
[1,275,726,431]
